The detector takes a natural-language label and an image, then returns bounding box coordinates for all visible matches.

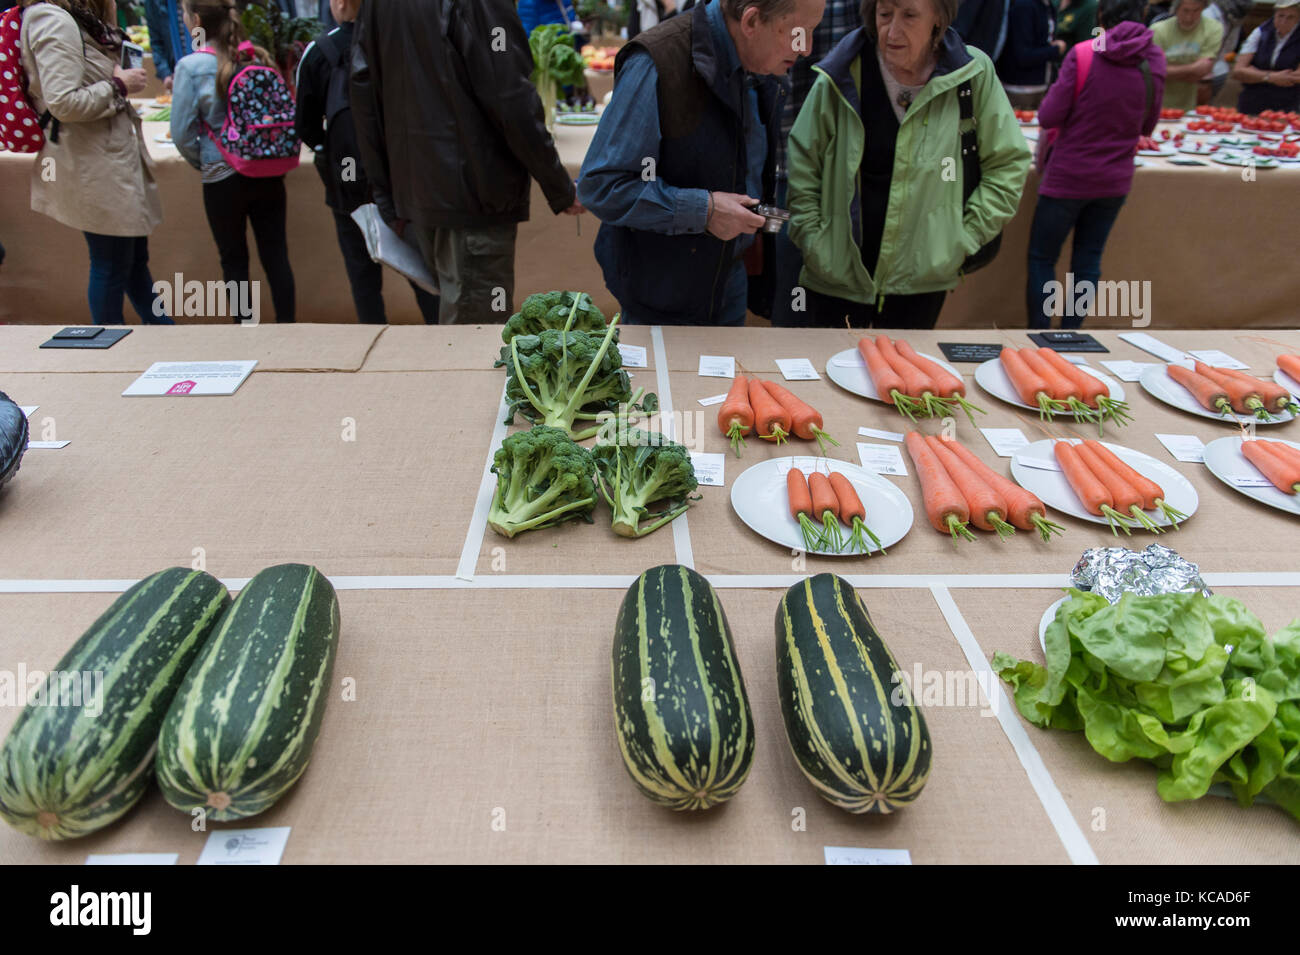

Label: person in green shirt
[1056,0,1099,48]
[1151,0,1223,110]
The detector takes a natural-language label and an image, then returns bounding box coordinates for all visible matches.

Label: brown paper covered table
[2,115,1295,329]
[1,325,1298,863]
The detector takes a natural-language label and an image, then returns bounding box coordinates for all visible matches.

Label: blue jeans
[1026,194,1126,329]
[83,233,173,325]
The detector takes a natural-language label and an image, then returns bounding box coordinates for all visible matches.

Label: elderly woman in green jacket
[787,0,1030,328]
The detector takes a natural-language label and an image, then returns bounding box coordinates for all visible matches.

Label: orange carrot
[1000,348,1065,419]
[717,374,753,458]
[762,380,840,455]
[808,471,846,551]
[894,339,985,425]
[1074,442,1162,534]
[1020,348,1094,424]
[927,436,1015,539]
[857,337,921,419]
[1195,361,1270,419]
[1167,364,1233,416]
[1278,354,1300,383]
[1215,367,1297,415]
[1037,348,1133,431]
[749,379,790,444]
[828,471,885,554]
[878,336,952,418]
[1242,440,1300,495]
[787,468,827,551]
[939,438,1064,540]
[904,431,975,542]
[1053,440,1133,536]
[1082,440,1187,527]
[1260,439,1300,470]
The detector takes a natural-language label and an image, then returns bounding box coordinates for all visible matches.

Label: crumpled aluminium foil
[1070,544,1212,603]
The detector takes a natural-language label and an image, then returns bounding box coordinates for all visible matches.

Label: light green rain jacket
[788,27,1030,305]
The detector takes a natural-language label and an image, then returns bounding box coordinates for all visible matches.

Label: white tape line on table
[929,584,1100,866]
[456,379,512,582]
[652,325,695,571]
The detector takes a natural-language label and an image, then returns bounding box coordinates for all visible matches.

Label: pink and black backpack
[199,41,299,176]
[0,6,50,153]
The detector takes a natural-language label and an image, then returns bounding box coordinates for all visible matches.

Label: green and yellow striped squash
[155,564,340,822]
[776,574,931,814]
[0,568,230,840]
[612,564,755,810]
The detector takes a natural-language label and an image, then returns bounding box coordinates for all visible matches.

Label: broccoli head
[495,315,655,441]
[591,429,701,538]
[488,425,598,538]
[501,290,608,344]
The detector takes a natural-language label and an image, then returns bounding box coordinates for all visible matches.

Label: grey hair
[720,0,800,21]
[859,0,959,41]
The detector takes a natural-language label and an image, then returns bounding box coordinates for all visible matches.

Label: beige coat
[20,3,161,236]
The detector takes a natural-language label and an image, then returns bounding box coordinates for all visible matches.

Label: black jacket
[296,22,367,212]
[953,0,1007,58]
[350,0,575,230]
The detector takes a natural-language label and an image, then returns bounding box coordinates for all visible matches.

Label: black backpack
[314,28,368,210]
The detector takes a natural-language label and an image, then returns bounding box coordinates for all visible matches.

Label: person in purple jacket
[1025,0,1166,329]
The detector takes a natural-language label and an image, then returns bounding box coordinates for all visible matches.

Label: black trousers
[803,287,947,330]
[202,173,296,323]
[332,209,440,324]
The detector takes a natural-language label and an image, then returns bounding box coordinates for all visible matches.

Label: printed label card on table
[980,428,1029,457]
[1187,349,1249,371]
[122,360,257,397]
[20,406,37,417]
[858,426,904,442]
[25,440,70,450]
[1155,433,1206,463]
[775,358,820,381]
[617,344,648,368]
[857,443,908,476]
[1233,475,1275,489]
[697,393,727,407]
[689,452,726,487]
[196,826,291,866]
[85,853,179,865]
[1118,332,1192,364]
[824,846,912,865]
[697,355,735,378]
[1016,454,1060,472]
[1100,360,1154,382]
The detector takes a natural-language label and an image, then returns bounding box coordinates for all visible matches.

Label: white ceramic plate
[1138,364,1296,424]
[825,347,964,405]
[152,133,174,145]
[973,358,1125,416]
[1009,438,1198,529]
[1202,435,1300,516]
[1212,154,1278,169]
[1137,148,1175,157]
[730,455,913,556]
[1037,595,1068,654]
[1178,143,1218,154]
[1276,368,1300,399]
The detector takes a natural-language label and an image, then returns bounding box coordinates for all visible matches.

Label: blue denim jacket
[169,50,234,178]
[578,0,765,237]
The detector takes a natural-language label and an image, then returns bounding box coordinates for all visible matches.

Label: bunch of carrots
[1241,439,1300,496]
[717,375,840,457]
[903,432,1064,543]
[1052,440,1186,536]
[787,467,884,554]
[858,335,984,425]
[1166,361,1299,421]
[999,347,1131,430]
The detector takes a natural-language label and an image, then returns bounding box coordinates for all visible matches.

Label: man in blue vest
[578,0,826,326]
[1232,0,1300,114]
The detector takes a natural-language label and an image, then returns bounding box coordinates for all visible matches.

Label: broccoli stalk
[488,426,598,538]
[592,431,700,538]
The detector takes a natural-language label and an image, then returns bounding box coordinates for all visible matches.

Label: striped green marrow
[612,564,755,810]
[776,574,931,814]
[155,563,340,822]
[0,568,230,840]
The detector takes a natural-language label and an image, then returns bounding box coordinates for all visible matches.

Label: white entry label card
[697,355,735,378]
[689,452,726,487]
[1187,349,1249,371]
[698,394,727,406]
[1118,333,1191,364]
[1154,433,1205,463]
[1016,455,1061,471]
[775,358,820,381]
[857,443,908,476]
[858,426,904,442]
[122,360,257,397]
[980,428,1029,457]
[1100,360,1153,382]
[86,853,179,865]
[25,441,70,450]
[617,344,648,368]
[196,827,291,866]
[824,846,912,865]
